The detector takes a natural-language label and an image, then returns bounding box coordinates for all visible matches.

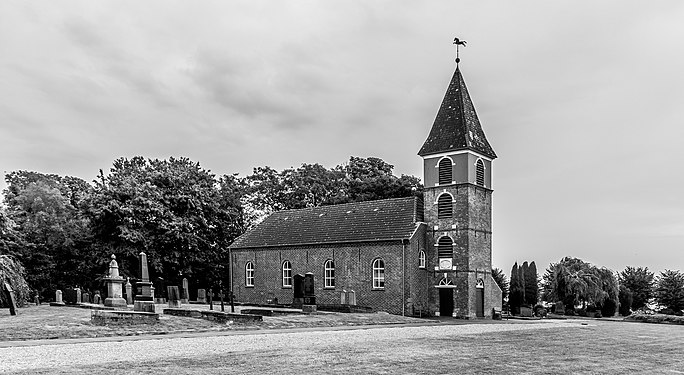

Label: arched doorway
[476,278,485,318]
[438,276,454,317]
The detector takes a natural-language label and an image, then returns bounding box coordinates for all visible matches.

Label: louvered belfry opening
[437,236,454,258]
[476,159,485,186]
[438,158,452,185]
[437,193,453,219]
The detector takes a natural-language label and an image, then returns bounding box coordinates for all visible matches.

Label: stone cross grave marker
[3,282,17,316]
[217,290,225,312]
[207,288,214,310]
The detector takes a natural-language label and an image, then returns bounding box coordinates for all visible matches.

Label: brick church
[229,60,502,318]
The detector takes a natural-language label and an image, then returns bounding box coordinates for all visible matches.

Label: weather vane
[453,37,467,64]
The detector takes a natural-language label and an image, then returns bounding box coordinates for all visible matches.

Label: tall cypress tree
[524,261,539,306]
[509,262,524,314]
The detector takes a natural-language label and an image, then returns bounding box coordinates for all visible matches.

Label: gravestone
[134,252,155,313]
[197,289,207,304]
[167,286,181,308]
[348,290,356,306]
[104,255,127,308]
[34,292,40,305]
[93,291,102,305]
[54,290,64,305]
[218,290,225,312]
[181,278,189,304]
[82,291,90,304]
[75,287,82,304]
[303,272,316,306]
[63,288,79,305]
[125,278,133,305]
[555,301,565,315]
[340,290,347,305]
[207,288,214,310]
[292,274,305,307]
[3,282,17,316]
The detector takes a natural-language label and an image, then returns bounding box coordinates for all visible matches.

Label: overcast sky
[1,0,683,276]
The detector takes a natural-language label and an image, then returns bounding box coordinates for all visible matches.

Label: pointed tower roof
[418,67,497,159]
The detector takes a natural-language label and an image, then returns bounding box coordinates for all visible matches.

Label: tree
[0,255,31,307]
[595,267,619,317]
[618,285,633,316]
[87,157,245,290]
[509,262,524,314]
[619,266,654,310]
[3,171,93,297]
[524,261,539,306]
[491,268,509,307]
[542,257,604,310]
[654,270,684,313]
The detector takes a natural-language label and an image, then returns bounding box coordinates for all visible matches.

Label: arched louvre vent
[438,158,452,185]
[437,194,453,219]
[437,236,453,258]
[476,159,485,186]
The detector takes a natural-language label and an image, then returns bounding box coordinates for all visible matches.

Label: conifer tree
[524,261,539,306]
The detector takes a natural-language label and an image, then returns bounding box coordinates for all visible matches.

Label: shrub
[600,298,618,317]
[619,285,633,316]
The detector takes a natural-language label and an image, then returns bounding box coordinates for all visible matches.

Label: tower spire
[453,37,467,64]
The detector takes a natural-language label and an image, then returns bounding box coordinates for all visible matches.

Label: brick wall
[231,238,426,315]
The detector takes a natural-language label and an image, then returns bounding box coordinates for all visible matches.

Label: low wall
[164,308,262,323]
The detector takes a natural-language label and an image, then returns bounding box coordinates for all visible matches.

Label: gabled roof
[418,67,497,159]
[230,196,423,249]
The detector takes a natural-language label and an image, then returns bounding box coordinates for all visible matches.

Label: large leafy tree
[542,257,605,309]
[2,171,93,296]
[595,267,619,317]
[654,270,684,313]
[619,266,654,310]
[87,157,245,290]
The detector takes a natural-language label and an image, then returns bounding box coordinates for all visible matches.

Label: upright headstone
[134,252,155,313]
[34,291,40,305]
[348,290,356,306]
[75,287,82,304]
[3,282,17,316]
[292,274,305,307]
[55,290,64,305]
[167,286,181,308]
[303,272,316,305]
[82,291,90,304]
[218,290,225,312]
[197,289,207,304]
[93,291,101,305]
[181,278,189,304]
[340,290,347,305]
[104,255,127,308]
[125,278,133,305]
[63,288,77,305]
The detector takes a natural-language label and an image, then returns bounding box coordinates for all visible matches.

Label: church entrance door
[439,288,453,317]
[476,284,484,318]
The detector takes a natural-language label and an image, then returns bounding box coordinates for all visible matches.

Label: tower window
[437,236,454,258]
[476,159,485,186]
[419,251,426,269]
[437,193,453,219]
[438,158,452,185]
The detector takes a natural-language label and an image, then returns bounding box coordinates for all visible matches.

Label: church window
[437,236,454,258]
[438,158,453,185]
[245,262,254,287]
[437,193,453,219]
[282,261,292,287]
[419,251,426,269]
[372,258,385,289]
[476,159,485,186]
[324,260,335,288]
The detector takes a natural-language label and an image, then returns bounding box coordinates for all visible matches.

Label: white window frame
[324,260,335,288]
[419,250,426,269]
[245,262,254,287]
[372,258,385,289]
[282,260,292,288]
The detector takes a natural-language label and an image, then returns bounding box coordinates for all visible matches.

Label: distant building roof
[418,67,497,159]
[230,196,424,249]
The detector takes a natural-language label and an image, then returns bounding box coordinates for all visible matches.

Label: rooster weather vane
[453,37,467,64]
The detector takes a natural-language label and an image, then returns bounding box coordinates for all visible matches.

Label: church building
[229,59,502,318]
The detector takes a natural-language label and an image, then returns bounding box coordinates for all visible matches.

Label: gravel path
[0,320,577,373]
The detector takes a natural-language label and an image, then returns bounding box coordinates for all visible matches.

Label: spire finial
[453,37,467,64]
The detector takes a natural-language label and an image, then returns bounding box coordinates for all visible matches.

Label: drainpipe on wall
[402,239,406,317]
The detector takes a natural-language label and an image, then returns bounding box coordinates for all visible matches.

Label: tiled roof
[230,197,423,249]
[418,67,497,159]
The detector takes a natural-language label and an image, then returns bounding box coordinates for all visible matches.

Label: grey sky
[1,0,683,276]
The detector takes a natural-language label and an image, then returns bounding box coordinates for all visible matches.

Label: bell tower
[418,51,499,318]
